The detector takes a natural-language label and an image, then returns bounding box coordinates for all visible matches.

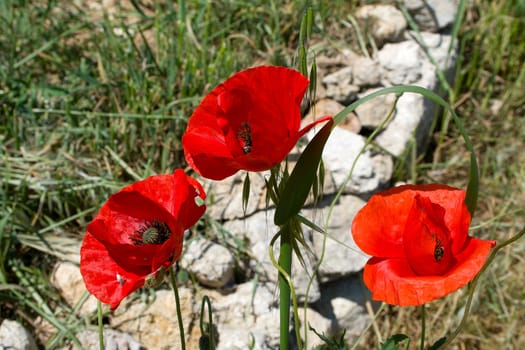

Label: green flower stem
[278,226,293,350]
[97,301,104,350]
[169,266,186,350]
[420,304,426,350]
[439,226,525,348]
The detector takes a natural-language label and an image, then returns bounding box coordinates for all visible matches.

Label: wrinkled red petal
[403,194,456,276]
[170,169,207,229]
[363,237,495,306]
[80,232,145,310]
[88,191,177,245]
[182,125,240,180]
[182,66,311,180]
[352,184,470,258]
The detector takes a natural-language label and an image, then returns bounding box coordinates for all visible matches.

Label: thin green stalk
[278,226,293,350]
[97,301,104,350]
[170,266,186,350]
[420,305,426,350]
[199,295,215,350]
[438,226,525,348]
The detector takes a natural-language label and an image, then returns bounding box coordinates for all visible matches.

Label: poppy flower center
[130,220,171,246]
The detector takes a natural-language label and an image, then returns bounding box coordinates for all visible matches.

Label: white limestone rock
[355,4,407,46]
[181,239,235,288]
[70,328,144,350]
[51,261,98,316]
[307,126,393,195]
[0,320,37,350]
[322,67,360,105]
[402,0,458,32]
[204,171,267,220]
[111,288,194,350]
[222,210,322,304]
[355,89,397,129]
[304,194,369,282]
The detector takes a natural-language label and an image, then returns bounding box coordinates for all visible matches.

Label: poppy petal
[352,184,470,258]
[363,237,495,306]
[183,66,313,180]
[170,169,207,229]
[80,233,145,310]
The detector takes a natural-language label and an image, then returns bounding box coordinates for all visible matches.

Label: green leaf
[274,118,333,225]
[242,172,251,214]
[309,59,317,102]
[299,46,308,77]
[428,337,447,350]
[306,6,313,42]
[378,334,410,350]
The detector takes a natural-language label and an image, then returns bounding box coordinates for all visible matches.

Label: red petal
[351,184,470,258]
[172,169,207,229]
[182,66,309,179]
[80,232,145,309]
[87,191,175,246]
[182,125,240,180]
[403,194,456,276]
[363,238,495,306]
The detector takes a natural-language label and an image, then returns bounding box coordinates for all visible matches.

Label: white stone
[209,282,280,350]
[307,126,393,194]
[181,239,235,288]
[204,171,267,220]
[315,274,372,342]
[378,40,422,85]
[350,56,382,87]
[222,210,321,303]
[305,195,369,282]
[355,5,407,45]
[73,328,143,350]
[0,320,37,350]
[322,67,359,104]
[402,0,458,32]
[355,89,397,129]
[376,34,456,156]
[299,307,333,349]
[111,288,194,349]
[305,99,361,134]
[51,261,98,316]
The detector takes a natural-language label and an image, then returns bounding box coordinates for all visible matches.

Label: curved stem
[200,295,215,350]
[278,226,293,350]
[169,266,186,350]
[420,304,426,350]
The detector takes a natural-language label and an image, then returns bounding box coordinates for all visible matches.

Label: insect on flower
[237,122,252,154]
[433,239,445,262]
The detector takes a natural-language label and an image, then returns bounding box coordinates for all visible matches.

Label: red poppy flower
[182,65,332,180]
[351,184,496,306]
[80,169,206,309]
